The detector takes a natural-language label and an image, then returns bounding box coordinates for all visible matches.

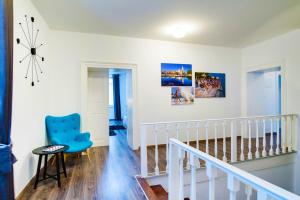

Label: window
[109,77,114,106]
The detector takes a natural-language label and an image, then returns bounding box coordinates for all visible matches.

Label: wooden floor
[18,130,146,200]
[19,131,282,200]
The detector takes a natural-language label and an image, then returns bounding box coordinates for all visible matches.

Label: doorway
[81,62,137,150]
[109,69,131,138]
[246,66,282,116]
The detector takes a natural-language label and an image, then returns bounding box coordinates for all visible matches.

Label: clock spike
[25,56,32,79]
[25,14,33,47]
[19,22,31,47]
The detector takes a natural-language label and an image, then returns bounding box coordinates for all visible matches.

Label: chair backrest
[45,113,81,144]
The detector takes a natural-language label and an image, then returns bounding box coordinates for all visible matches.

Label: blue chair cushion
[45,113,93,153]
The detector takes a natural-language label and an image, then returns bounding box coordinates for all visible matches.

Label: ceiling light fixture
[164,22,197,39]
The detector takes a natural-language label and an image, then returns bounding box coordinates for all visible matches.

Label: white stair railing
[168,138,300,200]
[140,114,297,177]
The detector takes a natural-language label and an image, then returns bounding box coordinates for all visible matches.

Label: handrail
[169,138,300,200]
[141,114,297,126]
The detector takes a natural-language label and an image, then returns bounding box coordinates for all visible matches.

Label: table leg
[34,155,42,189]
[61,152,67,177]
[43,154,48,179]
[56,153,61,187]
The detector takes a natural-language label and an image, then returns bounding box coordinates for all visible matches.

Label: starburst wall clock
[16,15,45,86]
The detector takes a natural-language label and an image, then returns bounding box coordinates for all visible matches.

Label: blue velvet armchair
[45,113,93,154]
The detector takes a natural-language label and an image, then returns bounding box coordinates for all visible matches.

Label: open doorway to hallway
[85,66,134,148]
[247,66,282,116]
[108,69,132,143]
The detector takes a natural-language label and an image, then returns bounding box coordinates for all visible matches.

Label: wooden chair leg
[86,149,91,163]
[51,156,56,166]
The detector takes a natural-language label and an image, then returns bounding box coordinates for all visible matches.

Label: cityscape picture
[195,72,226,98]
[161,63,192,86]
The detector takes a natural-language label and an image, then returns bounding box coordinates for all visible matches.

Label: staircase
[136,176,190,200]
[137,114,299,200]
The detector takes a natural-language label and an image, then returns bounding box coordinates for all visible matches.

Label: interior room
[1,0,300,200]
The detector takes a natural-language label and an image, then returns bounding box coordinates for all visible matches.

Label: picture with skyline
[161,63,192,86]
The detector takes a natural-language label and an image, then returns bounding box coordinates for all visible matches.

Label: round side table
[32,145,69,189]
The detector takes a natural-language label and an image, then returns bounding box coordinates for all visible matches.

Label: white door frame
[81,61,138,150]
[241,60,287,116]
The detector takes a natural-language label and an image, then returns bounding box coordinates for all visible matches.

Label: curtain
[113,74,122,121]
[0,0,14,199]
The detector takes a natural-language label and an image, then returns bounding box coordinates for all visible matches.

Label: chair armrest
[75,132,91,142]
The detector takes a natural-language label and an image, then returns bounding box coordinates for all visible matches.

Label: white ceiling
[31,0,300,47]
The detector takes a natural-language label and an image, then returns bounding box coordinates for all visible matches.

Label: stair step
[136,176,190,200]
[150,185,168,200]
[136,176,158,200]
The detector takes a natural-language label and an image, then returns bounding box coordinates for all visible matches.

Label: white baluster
[288,116,293,152]
[281,116,286,154]
[196,122,200,150]
[240,121,245,161]
[179,149,184,200]
[140,125,148,177]
[262,119,267,157]
[196,122,201,168]
[255,120,260,158]
[227,174,240,200]
[245,185,252,200]
[269,118,274,156]
[248,120,253,160]
[292,115,298,151]
[222,122,227,162]
[276,118,280,155]
[154,125,159,175]
[190,154,197,200]
[206,162,217,200]
[206,122,209,154]
[186,123,190,169]
[231,121,237,162]
[165,124,169,172]
[214,123,218,158]
[257,190,268,200]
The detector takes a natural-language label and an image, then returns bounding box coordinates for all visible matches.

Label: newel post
[168,142,180,200]
[140,124,148,177]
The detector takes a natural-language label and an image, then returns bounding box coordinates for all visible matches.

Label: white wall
[12,0,51,195]
[47,31,242,149]
[241,29,300,194]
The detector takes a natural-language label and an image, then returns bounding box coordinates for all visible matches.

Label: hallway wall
[47,31,242,149]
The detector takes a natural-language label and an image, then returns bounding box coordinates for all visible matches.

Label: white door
[87,69,109,146]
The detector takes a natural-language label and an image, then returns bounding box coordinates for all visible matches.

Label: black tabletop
[32,145,69,155]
